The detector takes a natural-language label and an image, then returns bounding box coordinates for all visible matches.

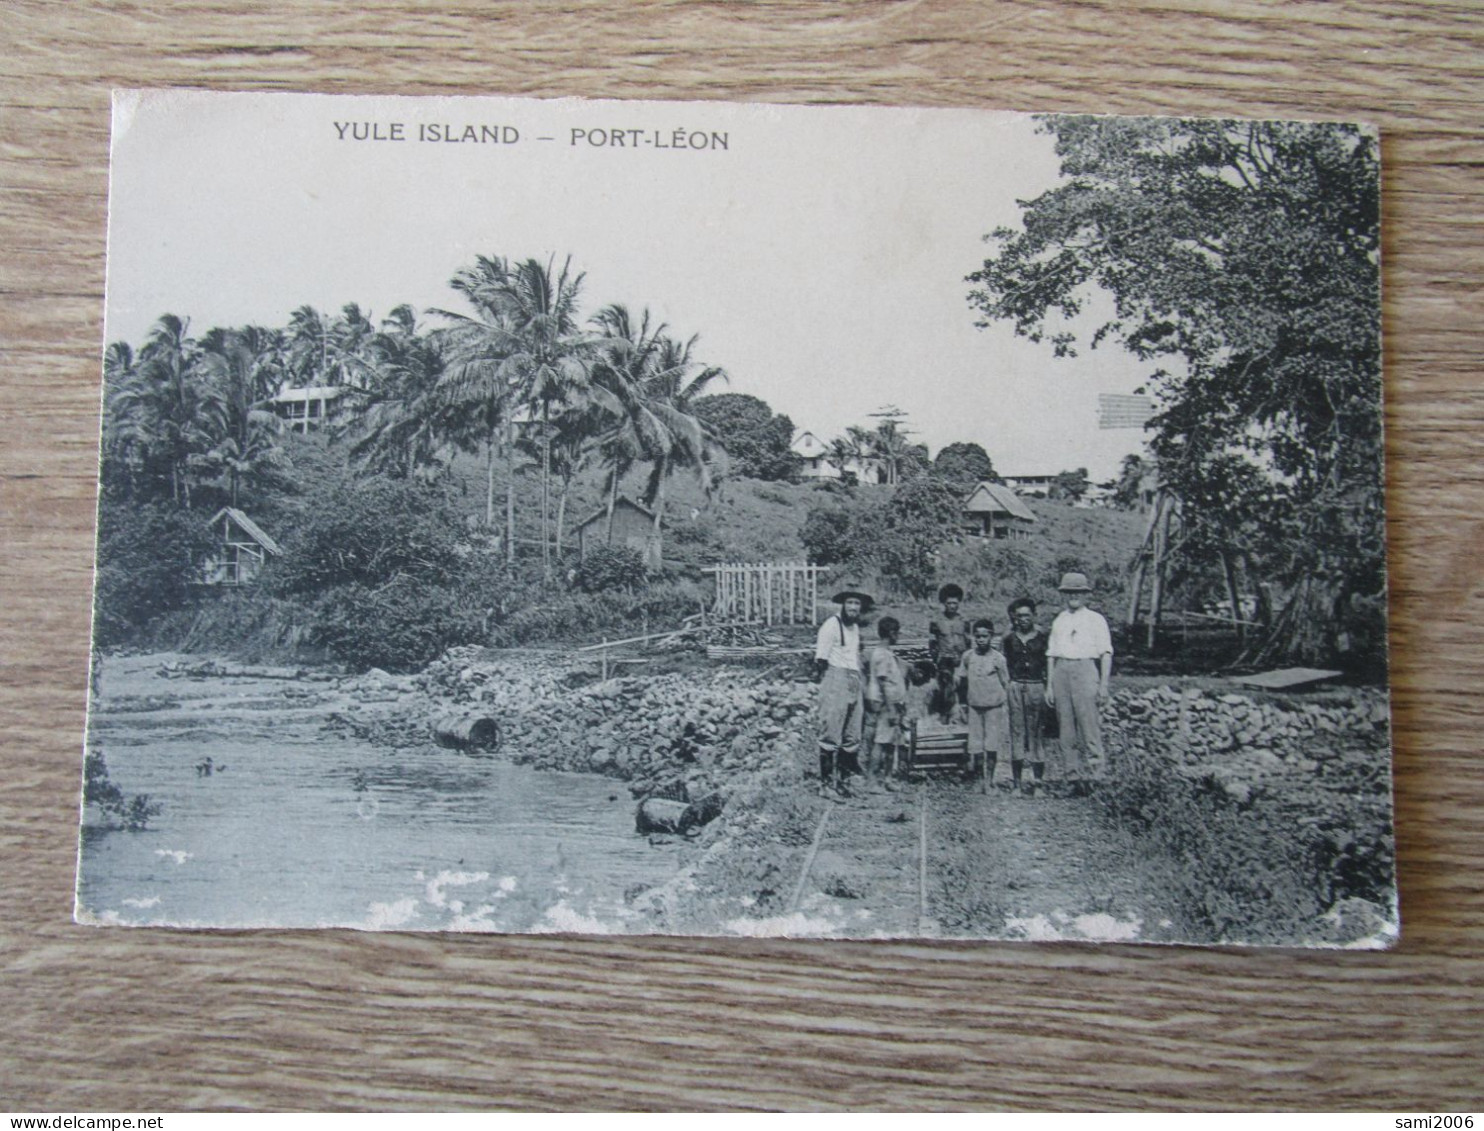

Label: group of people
[812,573,1113,800]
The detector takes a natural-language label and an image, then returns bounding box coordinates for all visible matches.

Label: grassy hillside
[409,441,1145,621]
[245,435,1145,656]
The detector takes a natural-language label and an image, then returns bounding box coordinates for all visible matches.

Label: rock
[1317,897,1396,946]
[635,796,691,835]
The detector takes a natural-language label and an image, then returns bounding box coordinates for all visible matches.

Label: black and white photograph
[77,89,1394,947]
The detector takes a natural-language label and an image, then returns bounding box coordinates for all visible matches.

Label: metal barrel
[431,714,502,753]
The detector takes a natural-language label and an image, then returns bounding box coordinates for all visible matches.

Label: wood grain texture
[3,0,1482,1111]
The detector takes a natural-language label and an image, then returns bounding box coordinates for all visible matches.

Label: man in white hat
[1045,571,1113,794]
[814,585,871,799]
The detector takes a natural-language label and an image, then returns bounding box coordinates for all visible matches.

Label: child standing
[863,616,907,791]
[956,618,1010,790]
[903,662,934,726]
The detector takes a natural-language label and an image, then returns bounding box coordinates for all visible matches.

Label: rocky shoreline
[154,647,1394,941]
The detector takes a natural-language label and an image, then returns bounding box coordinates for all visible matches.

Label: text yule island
[334,121,730,150]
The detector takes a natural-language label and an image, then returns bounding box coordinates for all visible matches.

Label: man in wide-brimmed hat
[928,582,971,723]
[1045,571,1113,794]
[813,584,872,799]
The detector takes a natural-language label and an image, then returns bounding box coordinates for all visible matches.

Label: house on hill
[962,481,1037,541]
[1001,473,1057,498]
[790,430,888,484]
[574,496,661,567]
[201,507,282,586]
[270,386,345,433]
[791,431,837,480]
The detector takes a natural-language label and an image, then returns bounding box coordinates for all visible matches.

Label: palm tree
[495,256,607,582]
[286,303,377,390]
[198,326,287,507]
[515,402,595,558]
[871,418,913,486]
[589,304,671,539]
[590,304,726,554]
[433,256,520,553]
[638,332,727,545]
[101,341,141,498]
[828,431,864,483]
[344,306,455,479]
[109,314,224,507]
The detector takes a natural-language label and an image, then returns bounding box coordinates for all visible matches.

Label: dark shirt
[1002,629,1050,683]
[928,613,972,669]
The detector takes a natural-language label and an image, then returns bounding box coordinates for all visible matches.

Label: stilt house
[201,508,282,586]
[961,481,1038,540]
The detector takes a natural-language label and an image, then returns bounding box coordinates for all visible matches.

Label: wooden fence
[705,561,826,626]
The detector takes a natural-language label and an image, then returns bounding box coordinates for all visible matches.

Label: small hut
[961,481,1037,541]
[574,496,660,567]
[201,508,282,586]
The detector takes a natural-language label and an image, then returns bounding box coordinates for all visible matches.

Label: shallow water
[76,655,688,933]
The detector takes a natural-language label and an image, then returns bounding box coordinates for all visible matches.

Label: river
[76,654,690,932]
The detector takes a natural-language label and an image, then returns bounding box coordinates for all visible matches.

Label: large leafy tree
[932,441,997,487]
[691,393,800,481]
[967,116,1383,667]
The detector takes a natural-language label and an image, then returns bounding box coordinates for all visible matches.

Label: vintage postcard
[78,90,1395,946]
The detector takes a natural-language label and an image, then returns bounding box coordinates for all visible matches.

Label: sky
[105,90,1152,483]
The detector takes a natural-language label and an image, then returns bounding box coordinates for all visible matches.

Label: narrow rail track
[787,782,944,936]
[781,770,1187,943]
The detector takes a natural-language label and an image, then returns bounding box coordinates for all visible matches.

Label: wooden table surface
[3,1,1482,1112]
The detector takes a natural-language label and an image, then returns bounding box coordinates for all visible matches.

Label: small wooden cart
[904,720,987,791]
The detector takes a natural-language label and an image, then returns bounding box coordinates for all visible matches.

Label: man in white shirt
[1045,571,1113,794]
[814,586,871,799]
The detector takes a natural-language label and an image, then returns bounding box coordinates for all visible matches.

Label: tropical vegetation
[95,253,729,668]
[967,116,1384,667]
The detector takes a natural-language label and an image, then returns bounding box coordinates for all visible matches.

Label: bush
[93,502,216,647]
[871,477,965,598]
[149,588,318,661]
[84,749,160,831]
[496,580,706,645]
[930,541,1043,611]
[268,476,470,596]
[1097,741,1395,943]
[254,473,515,671]
[313,577,488,672]
[572,544,648,592]
[800,504,856,566]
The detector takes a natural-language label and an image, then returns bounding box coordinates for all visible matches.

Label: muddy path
[723,774,1189,943]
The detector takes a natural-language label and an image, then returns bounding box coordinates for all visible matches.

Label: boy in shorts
[956,618,1009,790]
[863,616,906,791]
